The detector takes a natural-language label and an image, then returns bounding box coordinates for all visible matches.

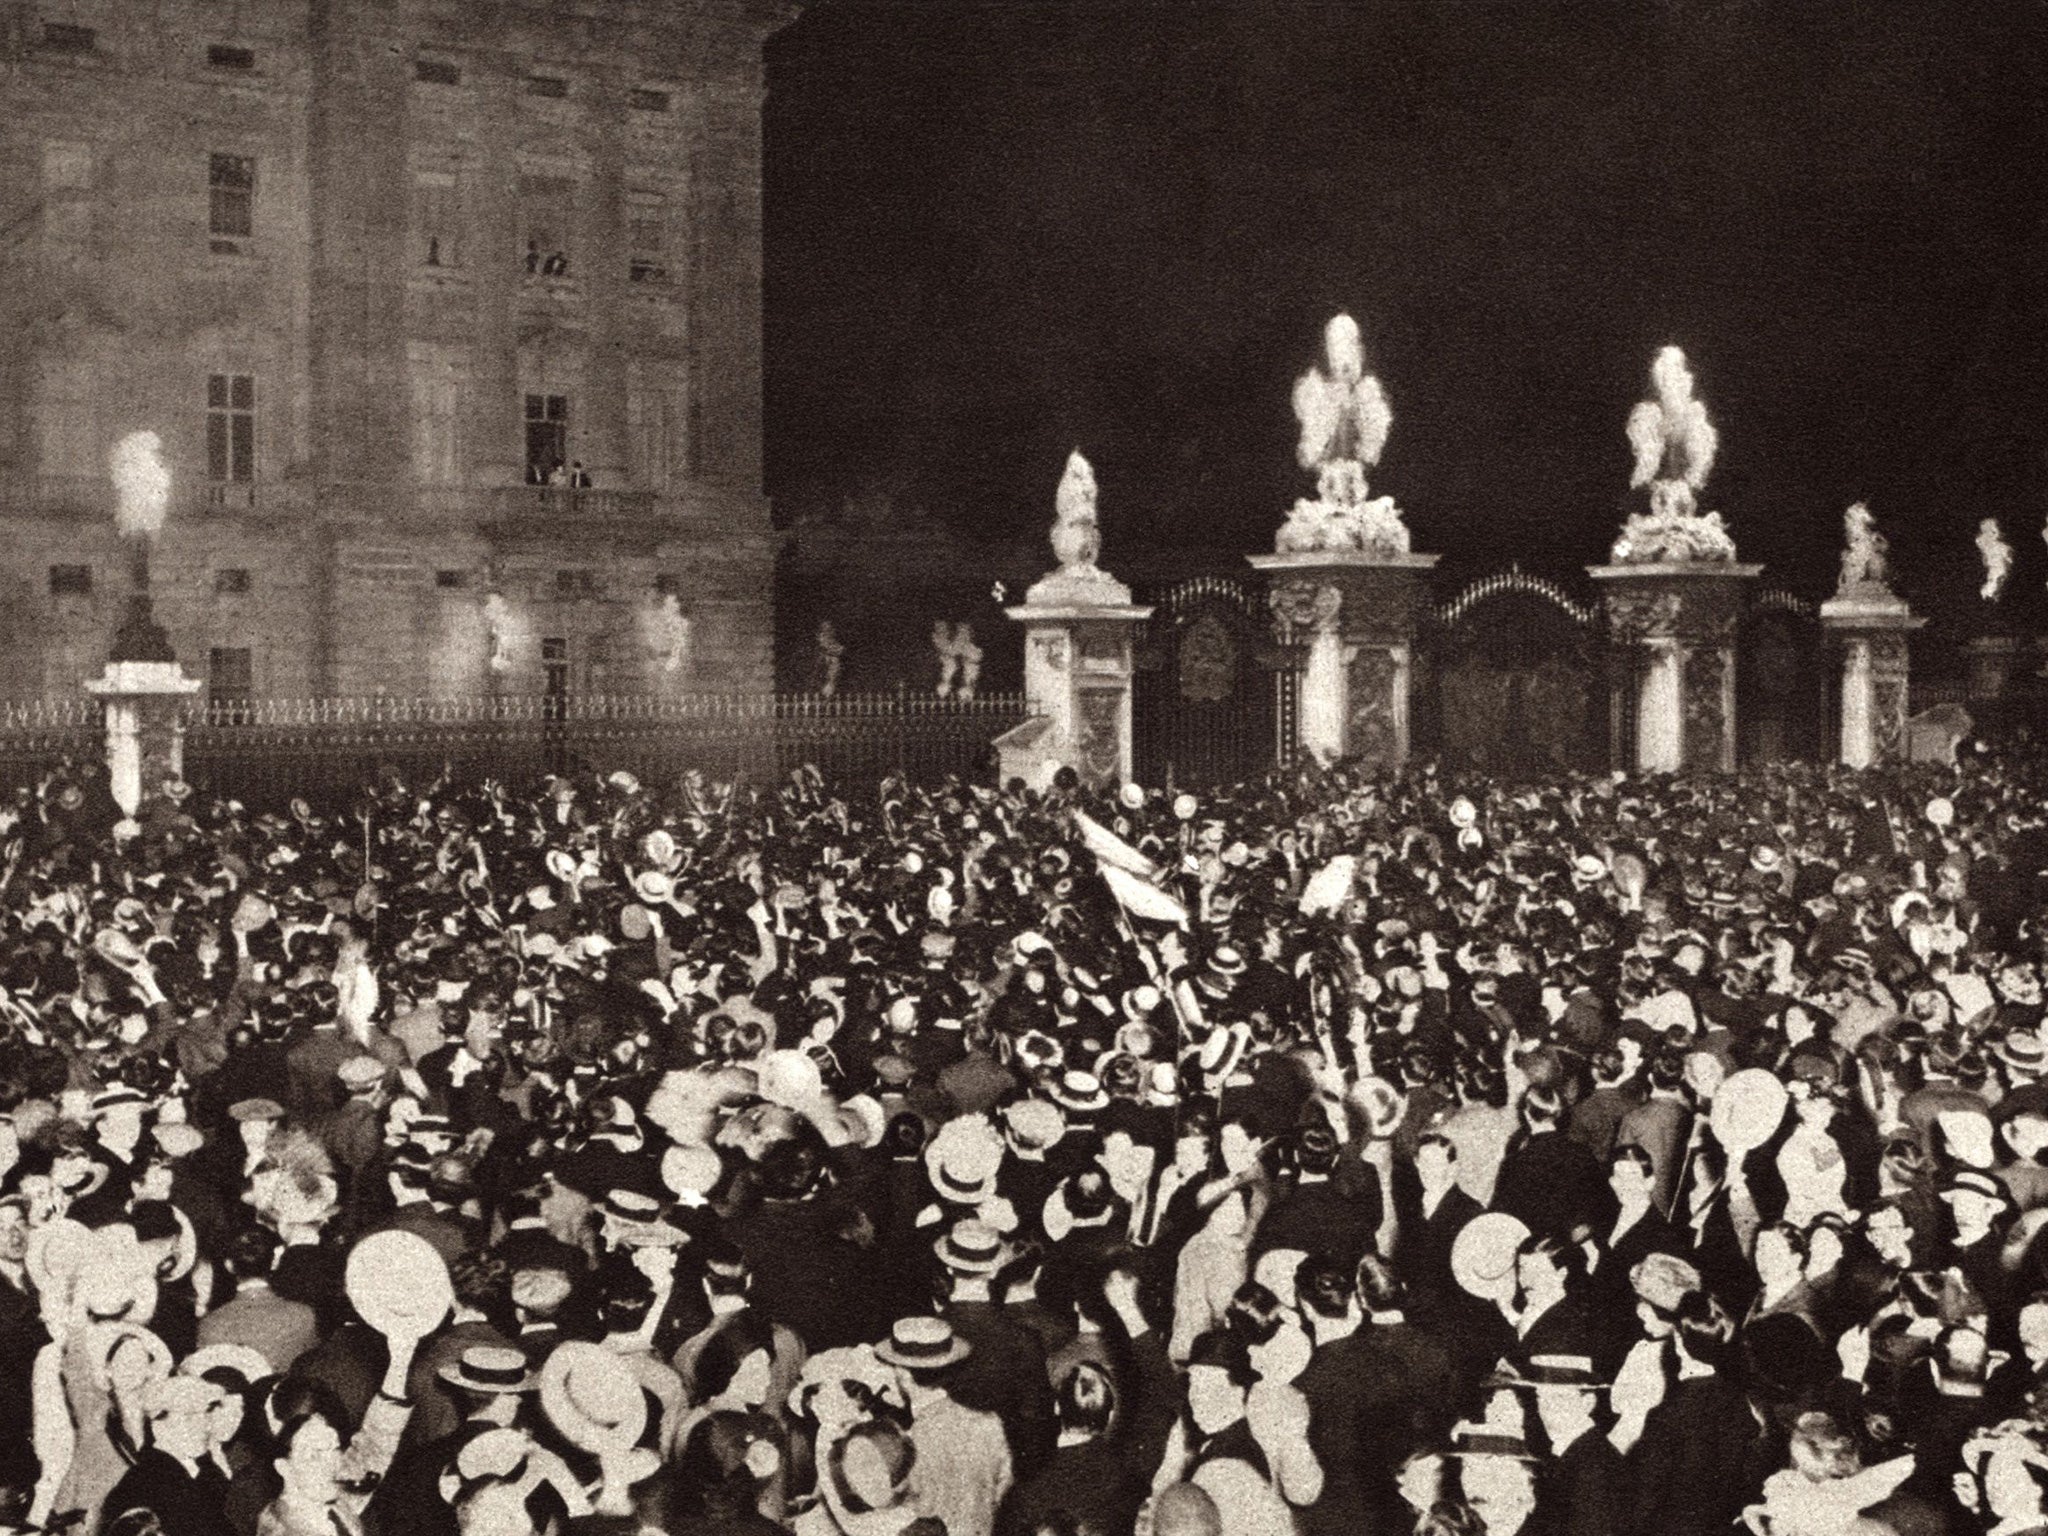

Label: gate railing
[0,691,1028,806]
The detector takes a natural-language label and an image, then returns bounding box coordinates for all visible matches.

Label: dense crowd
[7,743,2048,1536]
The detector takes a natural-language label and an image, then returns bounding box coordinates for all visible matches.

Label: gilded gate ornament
[1178,611,1238,702]
[1270,580,1342,635]
[1604,590,1683,642]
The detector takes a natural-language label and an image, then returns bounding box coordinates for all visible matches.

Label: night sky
[763,0,2048,610]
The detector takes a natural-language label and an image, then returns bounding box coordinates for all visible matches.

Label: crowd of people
[6,741,2048,1536]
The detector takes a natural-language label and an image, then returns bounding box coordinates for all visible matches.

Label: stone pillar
[1248,551,1439,768]
[1820,593,1923,769]
[1590,562,1760,773]
[84,661,204,816]
[999,604,1152,789]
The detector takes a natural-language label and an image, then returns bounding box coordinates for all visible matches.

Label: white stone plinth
[1820,592,1923,769]
[1249,550,1438,769]
[84,661,203,815]
[1002,601,1152,790]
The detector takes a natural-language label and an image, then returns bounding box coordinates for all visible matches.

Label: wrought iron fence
[0,697,102,791]
[0,691,1029,807]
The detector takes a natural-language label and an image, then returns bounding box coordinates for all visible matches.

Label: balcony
[496,485,656,521]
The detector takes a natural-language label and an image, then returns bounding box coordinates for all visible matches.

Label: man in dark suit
[1493,1089,1614,1244]
[101,1376,235,1536]
[1351,1257,1457,1536]
[194,1224,319,1375]
[0,1198,47,1490]
[1292,1253,1383,1536]
[1254,1122,1380,1274]
[1588,1146,1686,1350]
[936,1220,1057,1482]
[1616,1050,1696,1219]
[1507,1234,1596,1371]
[1514,1355,1628,1536]
[1395,1132,1483,1320]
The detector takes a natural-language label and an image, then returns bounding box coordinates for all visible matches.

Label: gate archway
[1422,568,1605,773]
[1134,575,1283,786]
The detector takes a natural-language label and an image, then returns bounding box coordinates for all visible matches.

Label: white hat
[1451,1212,1529,1302]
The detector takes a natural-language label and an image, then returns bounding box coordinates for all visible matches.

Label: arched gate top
[1436,565,1596,628]
[1156,575,1263,621]
[1753,588,1817,619]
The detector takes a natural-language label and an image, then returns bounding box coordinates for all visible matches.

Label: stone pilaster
[1591,562,1761,773]
[1820,592,1923,768]
[999,604,1152,789]
[1248,550,1438,768]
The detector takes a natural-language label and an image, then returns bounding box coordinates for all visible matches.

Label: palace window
[207,374,256,482]
[414,171,462,268]
[48,566,92,596]
[520,176,573,276]
[37,357,95,476]
[416,58,460,85]
[208,153,255,246]
[208,45,255,70]
[627,379,678,490]
[627,192,668,284]
[524,393,569,481]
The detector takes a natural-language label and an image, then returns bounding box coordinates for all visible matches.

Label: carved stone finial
[1025,449,1131,606]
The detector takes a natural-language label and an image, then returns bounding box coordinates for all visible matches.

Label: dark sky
[763,0,2048,607]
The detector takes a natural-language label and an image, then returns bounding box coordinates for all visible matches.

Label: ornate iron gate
[1134,576,1284,786]
[1740,590,1827,763]
[1421,569,1606,773]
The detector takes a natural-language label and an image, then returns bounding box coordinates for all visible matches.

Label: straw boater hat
[924,1119,1004,1205]
[1941,1167,2015,1211]
[934,1219,1009,1275]
[1446,1420,1540,1461]
[1047,1070,1109,1115]
[1999,1030,2047,1075]
[1486,1354,1610,1392]
[92,1085,148,1117]
[1000,1098,1066,1153]
[439,1344,538,1395]
[539,1342,658,1485]
[1194,1021,1252,1083]
[874,1316,971,1372]
[181,1342,275,1389]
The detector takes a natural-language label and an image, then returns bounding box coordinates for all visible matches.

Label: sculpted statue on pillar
[1978,518,2013,602]
[1835,503,1892,597]
[1610,346,1738,564]
[1275,314,1412,556]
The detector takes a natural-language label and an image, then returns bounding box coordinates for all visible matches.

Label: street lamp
[108,431,176,663]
